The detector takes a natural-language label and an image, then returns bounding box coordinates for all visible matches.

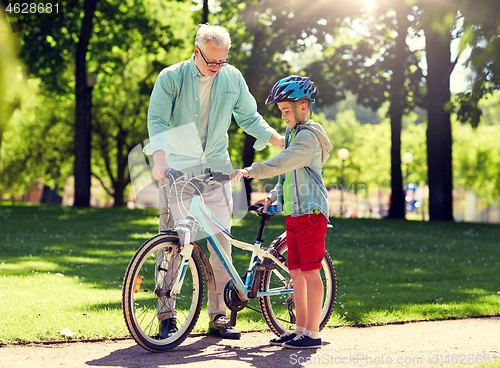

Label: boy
[230,75,332,349]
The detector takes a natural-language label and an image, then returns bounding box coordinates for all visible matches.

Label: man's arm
[151,151,171,181]
[230,70,282,150]
[144,70,176,181]
[246,129,317,179]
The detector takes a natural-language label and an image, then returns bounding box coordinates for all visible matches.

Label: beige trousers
[156,181,233,322]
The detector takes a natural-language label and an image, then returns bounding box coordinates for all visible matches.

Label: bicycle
[122,168,337,352]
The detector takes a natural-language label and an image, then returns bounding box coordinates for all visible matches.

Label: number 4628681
[6,3,59,14]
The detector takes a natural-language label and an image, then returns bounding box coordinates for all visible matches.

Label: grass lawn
[0,203,499,344]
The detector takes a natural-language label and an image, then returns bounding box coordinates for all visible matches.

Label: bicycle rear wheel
[122,233,204,352]
[258,234,336,335]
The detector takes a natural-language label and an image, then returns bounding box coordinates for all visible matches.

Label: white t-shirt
[198,75,216,150]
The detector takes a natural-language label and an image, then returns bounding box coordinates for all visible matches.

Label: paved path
[1,317,499,368]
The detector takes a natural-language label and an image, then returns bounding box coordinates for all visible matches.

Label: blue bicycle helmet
[265,75,318,105]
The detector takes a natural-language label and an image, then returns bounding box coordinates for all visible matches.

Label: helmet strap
[291,102,301,127]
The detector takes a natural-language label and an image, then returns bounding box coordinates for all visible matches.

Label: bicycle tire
[122,233,204,352]
[258,235,336,335]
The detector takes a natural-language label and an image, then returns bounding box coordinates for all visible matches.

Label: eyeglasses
[197,46,230,68]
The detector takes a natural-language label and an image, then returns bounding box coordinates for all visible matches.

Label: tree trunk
[387,6,411,219]
[202,0,209,24]
[73,0,99,208]
[242,134,256,205]
[388,113,405,218]
[240,24,267,206]
[425,28,454,221]
[113,129,129,207]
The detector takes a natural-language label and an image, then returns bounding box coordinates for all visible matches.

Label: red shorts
[285,213,327,271]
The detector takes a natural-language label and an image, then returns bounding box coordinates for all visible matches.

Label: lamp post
[337,148,349,216]
[402,152,413,183]
[402,152,413,214]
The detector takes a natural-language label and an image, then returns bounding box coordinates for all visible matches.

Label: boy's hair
[195,24,232,49]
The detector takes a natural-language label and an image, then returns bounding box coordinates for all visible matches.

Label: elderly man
[143,24,284,339]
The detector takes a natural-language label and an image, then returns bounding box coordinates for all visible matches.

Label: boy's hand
[229,169,250,185]
[254,197,272,213]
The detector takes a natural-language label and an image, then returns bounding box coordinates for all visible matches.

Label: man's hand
[269,132,285,150]
[229,168,250,185]
[152,151,171,181]
[254,197,272,213]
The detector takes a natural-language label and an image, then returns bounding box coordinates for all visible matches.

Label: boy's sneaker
[270,331,297,346]
[282,334,322,349]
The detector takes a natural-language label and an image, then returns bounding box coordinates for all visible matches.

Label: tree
[454,119,500,209]
[73,0,99,207]
[0,8,22,160]
[413,0,460,221]
[15,0,98,206]
[0,82,74,198]
[87,0,191,206]
[306,1,424,219]
[456,0,500,128]
[13,0,189,206]
[215,0,354,204]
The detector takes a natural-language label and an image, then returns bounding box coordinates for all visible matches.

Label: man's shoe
[282,334,322,349]
[270,331,297,346]
[159,317,178,339]
[208,314,241,339]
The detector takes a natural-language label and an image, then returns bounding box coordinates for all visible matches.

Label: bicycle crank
[223,279,248,312]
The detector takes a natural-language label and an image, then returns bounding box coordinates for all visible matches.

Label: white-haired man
[143,24,284,339]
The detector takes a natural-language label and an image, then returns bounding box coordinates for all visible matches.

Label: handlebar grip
[164,168,184,185]
[212,172,230,182]
[248,204,264,212]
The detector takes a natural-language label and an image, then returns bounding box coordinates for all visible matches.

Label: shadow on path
[86,334,325,368]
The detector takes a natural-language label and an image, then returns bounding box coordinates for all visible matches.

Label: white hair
[195,24,232,49]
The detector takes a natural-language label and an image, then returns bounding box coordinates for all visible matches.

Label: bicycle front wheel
[258,235,337,336]
[122,233,204,352]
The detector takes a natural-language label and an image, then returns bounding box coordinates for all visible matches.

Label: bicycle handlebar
[163,168,230,188]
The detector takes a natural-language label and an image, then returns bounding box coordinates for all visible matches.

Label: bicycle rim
[258,240,337,336]
[122,234,204,352]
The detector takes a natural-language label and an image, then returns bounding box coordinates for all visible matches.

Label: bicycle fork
[168,218,199,296]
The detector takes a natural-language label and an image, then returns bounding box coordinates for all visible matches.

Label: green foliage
[319,92,385,125]
[453,119,500,206]
[0,8,23,156]
[319,110,391,189]
[214,0,358,168]
[16,1,83,96]
[306,2,425,112]
[0,80,74,197]
[6,0,195,204]
[251,98,431,195]
[87,0,194,205]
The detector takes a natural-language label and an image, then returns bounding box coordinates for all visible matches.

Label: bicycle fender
[193,242,216,292]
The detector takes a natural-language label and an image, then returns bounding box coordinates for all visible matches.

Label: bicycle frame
[168,181,292,302]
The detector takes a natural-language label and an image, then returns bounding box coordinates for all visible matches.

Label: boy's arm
[246,130,316,179]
